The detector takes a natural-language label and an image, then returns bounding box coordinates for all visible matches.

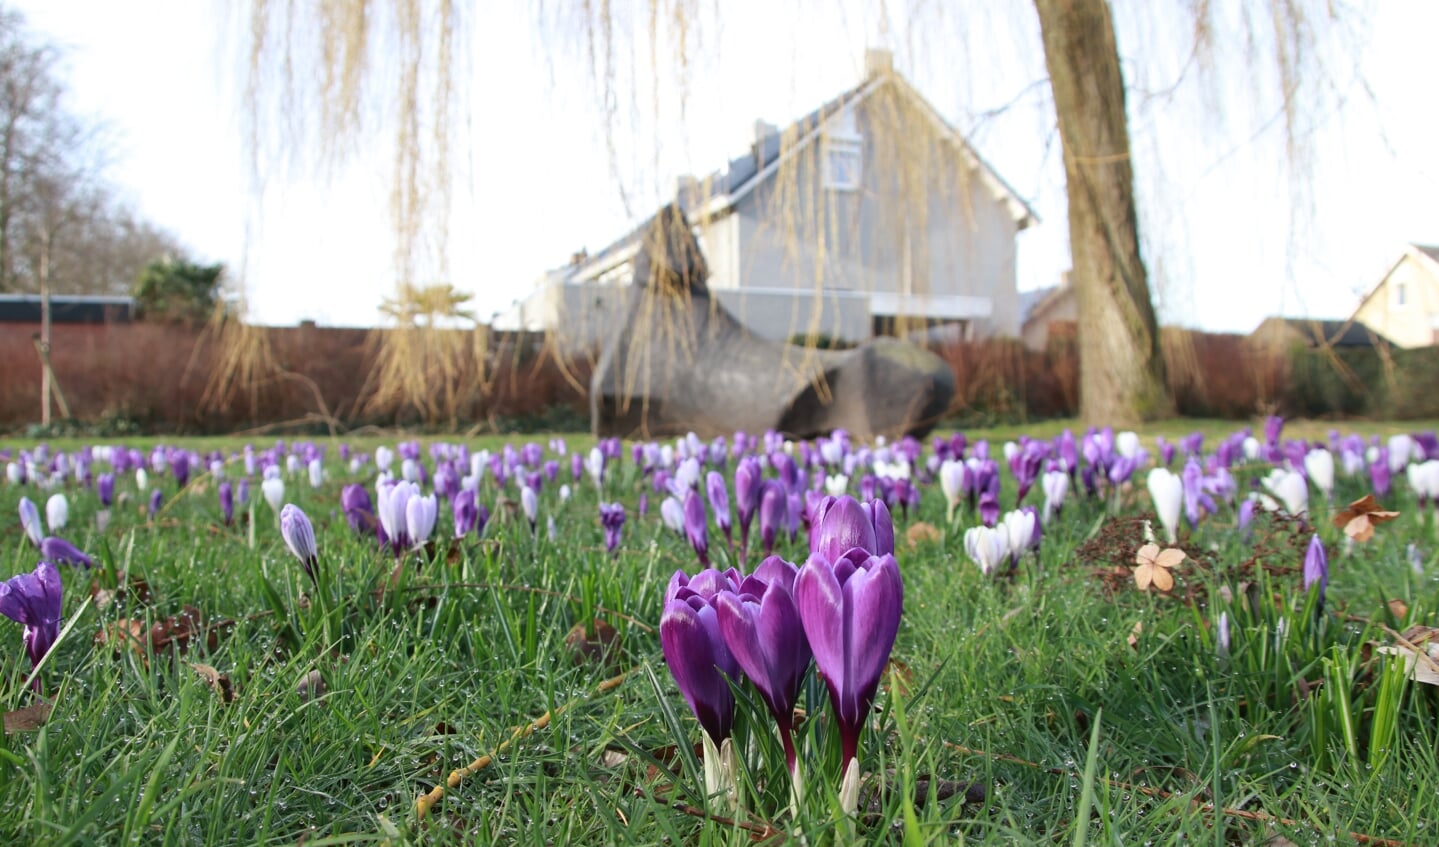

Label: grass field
[1,421,1437,845]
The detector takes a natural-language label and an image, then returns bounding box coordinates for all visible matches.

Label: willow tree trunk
[1034,0,1172,426]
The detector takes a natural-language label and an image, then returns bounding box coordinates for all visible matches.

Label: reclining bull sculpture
[591,204,956,439]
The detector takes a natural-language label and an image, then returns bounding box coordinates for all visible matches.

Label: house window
[823,136,862,191]
[1395,280,1407,307]
[823,105,862,191]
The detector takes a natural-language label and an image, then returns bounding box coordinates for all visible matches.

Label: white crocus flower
[963,525,1010,575]
[45,493,68,532]
[1262,468,1308,517]
[1146,467,1183,543]
[1303,448,1335,502]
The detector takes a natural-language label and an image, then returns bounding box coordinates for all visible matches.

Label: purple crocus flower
[810,495,878,563]
[0,561,63,690]
[979,489,1000,528]
[280,503,319,584]
[1156,437,1175,467]
[683,489,709,567]
[1182,457,1215,529]
[1009,443,1045,507]
[148,488,163,517]
[861,499,895,557]
[453,489,479,538]
[1303,534,1328,610]
[18,497,43,547]
[1238,498,1258,541]
[40,536,94,568]
[599,502,625,555]
[758,480,786,556]
[97,473,115,508]
[341,483,376,535]
[716,557,809,775]
[1264,415,1285,446]
[219,481,235,526]
[1371,449,1392,497]
[794,550,903,771]
[661,568,742,745]
[706,471,732,545]
[172,452,191,488]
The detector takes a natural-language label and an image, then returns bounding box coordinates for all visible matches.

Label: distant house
[518,49,1037,353]
[0,294,134,326]
[1019,274,1076,351]
[1349,244,1439,348]
[1248,316,1392,351]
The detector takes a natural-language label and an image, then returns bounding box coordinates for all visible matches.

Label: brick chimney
[865,48,894,78]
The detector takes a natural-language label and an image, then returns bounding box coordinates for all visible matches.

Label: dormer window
[823,106,862,191]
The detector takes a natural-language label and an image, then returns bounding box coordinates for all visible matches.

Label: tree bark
[1034,0,1172,426]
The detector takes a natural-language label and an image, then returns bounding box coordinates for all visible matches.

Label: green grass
[0,425,1437,844]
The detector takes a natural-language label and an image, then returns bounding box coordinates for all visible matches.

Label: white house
[519,49,1037,354]
[1349,244,1439,348]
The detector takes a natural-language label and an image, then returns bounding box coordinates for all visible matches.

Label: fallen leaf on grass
[88,575,152,610]
[3,701,51,733]
[883,658,914,699]
[1332,494,1399,543]
[566,619,620,667]
[1133,544,1184,592]
[190,663,237,703]
[1369,626,1439,687]
[905,522,941,548]
[1127,620,1143,650]
[96,605,234,665]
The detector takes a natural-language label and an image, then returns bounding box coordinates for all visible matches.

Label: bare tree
[1034,0,1170,424]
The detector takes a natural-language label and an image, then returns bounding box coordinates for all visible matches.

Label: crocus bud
[1304,448,1335,502]
[521,486,538,531]
[453,489,479,538]
[810,495,877,563]
[18,497,43,547]
[794,552,902,774]
[45,494,68,533]
[716,559,808,775]
[979,489,1000,528]
[706,471,731,543]
[280,503,318,583]
[683,489,709,566]
[219,482,234,526]
[1303,534,1328,610]
[40,536,94,568]
[407,494,438,547]
[1147,467,1183,544]
[599,502,625,555]
[758,481,786,556]
[262,478,285,513]
[97,474,115,508]
[939,460,966,521]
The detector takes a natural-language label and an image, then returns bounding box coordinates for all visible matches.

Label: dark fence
[1,321,1432,433]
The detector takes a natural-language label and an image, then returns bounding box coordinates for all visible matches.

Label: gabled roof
[558,63,1038,285]
[1350,243,1439,317]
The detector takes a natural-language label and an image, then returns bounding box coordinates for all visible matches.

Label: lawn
[0,421,1436,845]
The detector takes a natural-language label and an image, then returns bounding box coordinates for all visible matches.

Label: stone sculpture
[590,204,956,439]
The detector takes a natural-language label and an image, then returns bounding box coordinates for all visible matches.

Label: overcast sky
[12,0,1438,333]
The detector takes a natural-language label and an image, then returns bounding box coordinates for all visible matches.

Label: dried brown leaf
[190,663,237,703]
[3,701,51,733]
[905,522,941,548]
[566,619,620,667]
